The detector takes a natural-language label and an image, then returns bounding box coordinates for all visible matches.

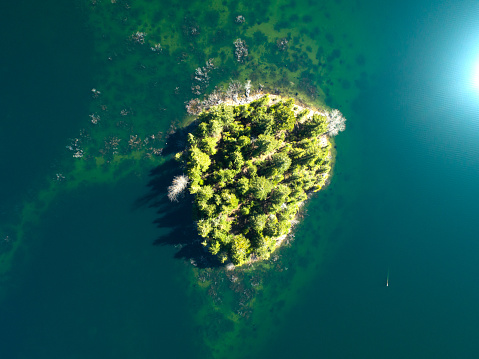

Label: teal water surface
[2,0,479,358]
[266,1,479,358]
[0,0,93,213]
[0,176,199,358]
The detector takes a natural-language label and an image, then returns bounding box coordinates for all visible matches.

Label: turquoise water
[2,0,479,358]
[267,1,479,357]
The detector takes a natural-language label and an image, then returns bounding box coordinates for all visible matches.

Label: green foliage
[250,107,275,136]
[275,219,291,237]
[296,109,310,121]
[196,185,214,201]
[270,184,291,205]
[255,236,277,260]
[209,240,222,255]
[230,234,251,266]
[174,151,185,162]
[197,218,213,237]
[187,133,197,147]
[209,120,223,137]
[237,135,251,148]
[252,134,282,157]
[290,186,307,202]
[188,167,203,193]
[196,122,209,137]
[250,213,268,232]
[240,206,251,216]
[188,146,211,173]
[230,150,244,170]
[199,136,218,155]
[249,94,270,108]
[220,190,239,213]
[250,176,274,201]
[245,160,258,177]
[178,95,333,266]
[269,99,296,132]
[228,120,246,136]
[236,177,250,196]
[262,152,291,177]
[213,168,236,187]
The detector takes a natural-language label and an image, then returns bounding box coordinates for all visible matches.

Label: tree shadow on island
[134,136,222,269]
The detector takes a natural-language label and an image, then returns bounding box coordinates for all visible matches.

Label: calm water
[2,0,479,358]
[0,0,93,212]
[0,178,199,358]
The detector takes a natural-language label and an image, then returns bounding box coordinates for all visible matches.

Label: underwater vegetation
[0,1,376,358]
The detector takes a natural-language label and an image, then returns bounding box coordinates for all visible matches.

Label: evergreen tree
[249,176,274,201]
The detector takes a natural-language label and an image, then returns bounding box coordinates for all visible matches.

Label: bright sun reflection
[473,62,479,89]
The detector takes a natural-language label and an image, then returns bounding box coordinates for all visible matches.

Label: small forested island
[171,94,345,267]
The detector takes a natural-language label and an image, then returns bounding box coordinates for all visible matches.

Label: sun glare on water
[472,62,479,89]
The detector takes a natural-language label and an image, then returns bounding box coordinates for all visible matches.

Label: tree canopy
[176,95,333,266]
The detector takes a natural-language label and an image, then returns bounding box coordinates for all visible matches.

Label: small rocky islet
[170,93,346,267]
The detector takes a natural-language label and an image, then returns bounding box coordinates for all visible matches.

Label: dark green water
[0,0,93,211]
[0,177,198,358]
[2,0,479,358]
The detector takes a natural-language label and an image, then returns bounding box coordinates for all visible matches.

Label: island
[170,94,345,267]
